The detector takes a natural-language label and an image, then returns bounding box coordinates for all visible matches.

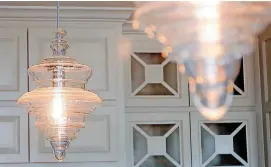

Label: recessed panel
[127,112,191,167]
[0,28,27,100]
[125,34,189,106]
[191,112,257,167]
[0,116,19,154]
[30,105,118,162]
[0,108,28,163]
[0,38,18,91]
[29,27,119,100]
[68,38,108,91]
[132,123,181,167]
[42,115,110,153]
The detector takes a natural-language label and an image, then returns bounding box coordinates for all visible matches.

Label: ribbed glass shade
[18,28,102,161]
[186,59,240,120]
[133,1,271,64]
[132,1,271,120]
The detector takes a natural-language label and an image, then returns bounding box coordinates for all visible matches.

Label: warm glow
[200,107,227,121]
[195,0,219,20]
[178,64,185,73]
[196,1,220,43]
[196,0,221,58]
[51,93,66,124]
[133,1,271,120]
[206,90,220,108]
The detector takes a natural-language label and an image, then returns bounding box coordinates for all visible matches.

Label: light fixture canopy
[18,2,102,161]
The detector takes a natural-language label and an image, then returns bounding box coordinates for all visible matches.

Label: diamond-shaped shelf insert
[215,135,233,154]
[145,65,163,83]
[201,122,248,167]
[148,137,166,155]
[130,52,179,96]
[133,124,181,167]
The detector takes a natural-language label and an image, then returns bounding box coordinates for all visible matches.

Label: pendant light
[18,1,102,161]
[132,1,271,120]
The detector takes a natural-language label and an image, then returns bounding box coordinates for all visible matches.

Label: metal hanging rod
[56,1,60,29]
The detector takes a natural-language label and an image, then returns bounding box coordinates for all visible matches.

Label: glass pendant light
[18,2,102,161]
[132,1,271,120]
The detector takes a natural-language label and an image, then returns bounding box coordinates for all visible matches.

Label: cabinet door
[0,107,28,163]
[28,26,120,100]
[231,56,255,106]
[190,56,255,107]
[29,106,118,162]
[126,111,191,167]
[259,25,271,167]
[123,34,189,107]
[0,27,27,100]
[191,111,257,167]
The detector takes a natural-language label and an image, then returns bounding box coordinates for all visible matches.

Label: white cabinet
[231,56,255,106]
[28,26,120,100]
[0,107,28,163]
[126,111,258,167]
[123,33,256,107]
[191,111,258,167]
[126,111,191,167]
[29,106,119,162]
[0,27,27,100]
[0,17,259,166]
[123,34,189,107]
[258,25,271,167]
[190,56,256,107]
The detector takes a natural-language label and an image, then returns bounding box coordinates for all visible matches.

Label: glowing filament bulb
[52,93,66,124]
[195,0,221,58]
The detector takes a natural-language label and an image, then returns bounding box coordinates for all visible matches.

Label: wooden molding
[0,6,134,22]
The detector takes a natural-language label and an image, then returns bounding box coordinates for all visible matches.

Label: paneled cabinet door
[29,106,118,162]
[0,107,28,163]
[126,111,191,167]
[258,25,271,167]
[189,56,255,107]
[231,56,255,106]
[28,26,120,100]
[123,34,189,107]
[191,111,257,167]
[0,27,27,100]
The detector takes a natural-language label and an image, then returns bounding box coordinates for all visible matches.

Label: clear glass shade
[133,1,271,120]
[133,1,271,63]
[186,59,240,120]
[18,29,102,161]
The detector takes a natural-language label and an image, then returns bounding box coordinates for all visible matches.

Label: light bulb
[51,93,66,123]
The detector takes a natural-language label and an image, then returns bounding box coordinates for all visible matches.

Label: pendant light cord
[56,1,60,29]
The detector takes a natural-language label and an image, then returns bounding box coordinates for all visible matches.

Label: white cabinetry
[0,107,28,163]
[191,111,257,167]
[29,106,118,162]
[0,27,27,100]
[0,8,261,167]
[126,111,191,167]
[123,32,260,167]
[125,110,258,167]
[123,34,189,107]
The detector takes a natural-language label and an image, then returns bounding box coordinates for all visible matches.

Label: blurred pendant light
[132,1,271,120]
[18,1,102,161]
